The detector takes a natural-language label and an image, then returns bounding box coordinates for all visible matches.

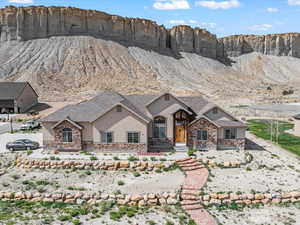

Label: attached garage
[0,82,38,113]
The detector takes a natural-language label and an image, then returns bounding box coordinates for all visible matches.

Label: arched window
[62,128,73,143]
[153,116,167,138]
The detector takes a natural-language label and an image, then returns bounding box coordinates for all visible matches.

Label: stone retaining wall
[0,191,179,206]
[15,158,171,171]
[198,191,300,206]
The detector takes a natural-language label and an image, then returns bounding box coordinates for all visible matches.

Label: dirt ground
[0,166,184,195]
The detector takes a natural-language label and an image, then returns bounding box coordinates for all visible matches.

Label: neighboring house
[0,82,38,113]
[41,91,247,152]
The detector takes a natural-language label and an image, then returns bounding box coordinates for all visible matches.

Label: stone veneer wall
[217,138,245,150]
[53,121,82,150]
[187,118,218,150]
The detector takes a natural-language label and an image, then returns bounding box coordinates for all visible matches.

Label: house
[41,91,247,152]
[0,82,38,113]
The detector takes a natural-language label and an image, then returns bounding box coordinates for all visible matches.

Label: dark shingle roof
[0,82,30,100]
[42,91,237,126]
[215,120,247,128]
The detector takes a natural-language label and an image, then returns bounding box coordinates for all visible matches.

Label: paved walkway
[176,157,217,225]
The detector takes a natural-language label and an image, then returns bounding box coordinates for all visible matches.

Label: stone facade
[187,118,218,150]
[217,138,245,150]
[53,121,82,150]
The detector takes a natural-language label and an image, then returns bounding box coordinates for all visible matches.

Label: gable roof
[0,82,38,100]
[41,91,244,128]
[52,117,83,130]
[41,91,152,123]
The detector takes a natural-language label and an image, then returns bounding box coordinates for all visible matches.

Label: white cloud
[153,0,190,10]
[169,19,186,24]
[8,0,34,3]
[196,0,240,10]
[288,0,300,5]
[267,8,279,12]
[248,24,273,32]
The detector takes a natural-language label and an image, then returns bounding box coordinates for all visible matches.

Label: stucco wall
[147,94,189,140]
[204,107,235,121]
[16,84,38,112]
[92,105,148,144]
[42,122,56,142]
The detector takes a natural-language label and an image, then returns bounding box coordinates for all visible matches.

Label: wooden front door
[175,125,186,143]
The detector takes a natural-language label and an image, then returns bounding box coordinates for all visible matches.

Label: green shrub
[133,171,141,177]
[110,211,122,221]
[155,168,162,173]
[127,156,139,161]
[26,150,33,155]
[90,156,98,161]
[72,219,81,225]
[117,180,125,185]
[113,156,120,160]
[57,215,72,222]
[187,148,196,157]
[150,157,157,161]
[147,220,156,225]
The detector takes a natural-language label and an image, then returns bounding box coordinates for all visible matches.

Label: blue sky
[1,0,300,37]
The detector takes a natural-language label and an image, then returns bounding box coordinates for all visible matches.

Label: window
[116,105,122,112]
[127,132,140,143]
[212,108,218,114]
[101,132,113,144]
[153,116,167,138]
[165,94,170,101]
[197,130,208,140]
[62,128,72,143]
[224,128,237,140]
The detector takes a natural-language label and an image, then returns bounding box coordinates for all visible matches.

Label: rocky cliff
[1,6,299,59]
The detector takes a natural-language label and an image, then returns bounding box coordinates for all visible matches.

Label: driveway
[0,132,43,153]
[0,122,22,135]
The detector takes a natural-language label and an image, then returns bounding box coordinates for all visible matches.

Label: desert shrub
[90,156,98,161]
[133,171,141,177]
[117,180,125,185]
[127,156,139,161]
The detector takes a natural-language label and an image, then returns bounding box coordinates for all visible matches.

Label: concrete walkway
[176,157,217,225]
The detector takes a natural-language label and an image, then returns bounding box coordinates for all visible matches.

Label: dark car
[6,139,40,151]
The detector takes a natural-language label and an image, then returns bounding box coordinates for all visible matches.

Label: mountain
[1,5,300,104]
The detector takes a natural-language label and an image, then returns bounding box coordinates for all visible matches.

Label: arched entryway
[173,110,191,145]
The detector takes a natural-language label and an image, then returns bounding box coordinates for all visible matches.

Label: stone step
[181,190,199,196]
[182,204,203,211]
[175,157,193,163]
[182,186,199,191]
[182,166,204,171]
[180,162,201,168]
[177,159,198,165]
[181,200,201,206]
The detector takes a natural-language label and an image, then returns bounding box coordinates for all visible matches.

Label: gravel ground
[0,166,184,195]
[203,132,300,193]
[211,205,300,225]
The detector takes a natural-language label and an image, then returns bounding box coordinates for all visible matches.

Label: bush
[150,157,157,161]
[72,219,81,225]
[113,156,120,160]
[133,171,141,177]
[127,156,139,161]
[26,150,33,155]
[90,156,98,161]
[117,180,125,185]
[155,168,162,173]
[187,148,196,157]
[159,158,167,161]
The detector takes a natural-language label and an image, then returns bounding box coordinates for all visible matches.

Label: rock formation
[1,5,299,59]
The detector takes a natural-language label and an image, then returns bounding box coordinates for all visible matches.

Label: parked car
[20,120,40,130]
[6,139,40,151]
